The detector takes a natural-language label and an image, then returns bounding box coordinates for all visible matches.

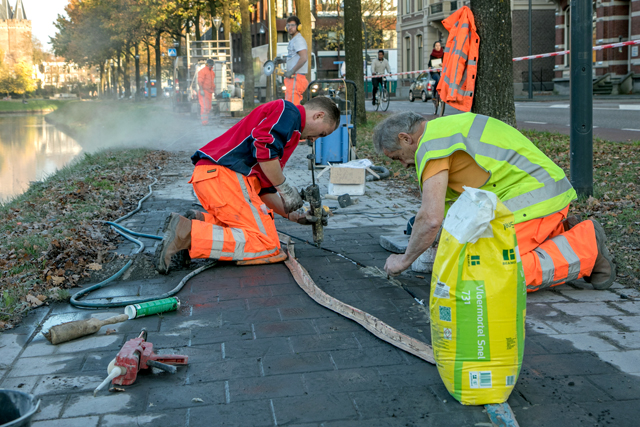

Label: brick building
[0,0,31,67]
[552,0,640,94]
[396,0,557,95]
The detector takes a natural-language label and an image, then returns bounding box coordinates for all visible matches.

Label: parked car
[408,72,435,102]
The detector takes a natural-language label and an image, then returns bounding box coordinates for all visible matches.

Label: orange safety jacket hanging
[437,6,479,112]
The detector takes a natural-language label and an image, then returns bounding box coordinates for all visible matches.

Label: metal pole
[528,0,533,99]
[363,21,368,100]
[569,0,593,197]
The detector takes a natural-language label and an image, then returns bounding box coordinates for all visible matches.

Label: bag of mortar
[430,187,526,405]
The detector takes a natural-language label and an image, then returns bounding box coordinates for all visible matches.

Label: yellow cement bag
[430,187,526,405]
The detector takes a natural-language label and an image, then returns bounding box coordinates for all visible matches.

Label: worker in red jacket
[198,59,216,125]
[154,97,340,274]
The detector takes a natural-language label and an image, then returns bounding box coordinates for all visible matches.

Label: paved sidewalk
[1,120,640,426]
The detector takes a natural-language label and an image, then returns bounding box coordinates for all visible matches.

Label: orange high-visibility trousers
[515,206,598,292]
[284,74,308,106]
[188,164,281,261]
[199,91,212,125]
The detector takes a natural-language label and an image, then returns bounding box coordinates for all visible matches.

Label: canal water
[0,114,82,203]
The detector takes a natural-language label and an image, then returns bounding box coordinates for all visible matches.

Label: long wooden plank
[281,242,519,427]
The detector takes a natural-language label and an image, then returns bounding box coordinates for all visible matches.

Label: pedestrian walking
[198,59,216,125]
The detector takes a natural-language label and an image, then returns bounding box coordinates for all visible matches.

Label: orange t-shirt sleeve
[421,157,451,184]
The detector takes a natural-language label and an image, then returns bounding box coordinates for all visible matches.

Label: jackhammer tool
[301,149,324,247]
[93,329,188,396]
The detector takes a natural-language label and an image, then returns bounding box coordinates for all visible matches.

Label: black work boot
[584,219,616,290]
[154,213,192,274]
[562,215,581,232]
[184,209,205,221]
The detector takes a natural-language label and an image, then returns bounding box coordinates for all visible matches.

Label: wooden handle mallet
[43,314,129,345]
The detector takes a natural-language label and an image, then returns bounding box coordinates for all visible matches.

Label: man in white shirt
[284,16,309,105]
[371,50,391,105]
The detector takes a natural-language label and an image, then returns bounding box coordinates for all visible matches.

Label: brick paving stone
[101,412,187,427]
[252,320,316,338]
[517,375,613,405]
[578,400,640,426]
[246,295,305,310]
[302,368,386,394]
[32,394,65,421]
[541,315,614,334]
[511,402,598,426]
[187,358,260,383]
[8,354,85,377]
[63,392,145,417]
[32,374,105,395]
[329,348,405,370]
[611,301,640,315]
[596,349,640,374]
[312,317,363,334]
[557,289,624,302]
[156,344,222,365]
[376,364,443,389]
[278,305,334,320]
[189,401,274,427]
[271,394,358,424]
[22,334,124,358]
[0,374,40,393]
[189,323,254,345]
[553,333,620,352]
[147,383,225,409]
[523,353,621,376]
[32,416,100,427]
[222,308,283,325]
[227,373,306,402]
[606,331,640,349]
[551,302,626,316]
[586,373,640,400]
[222,337,292,359]
[525,291,572,303]
[349,386,449,420]
[0,333,27,370]
[610,315,640,332]
[261,352,334,375]
[289,332,362,353]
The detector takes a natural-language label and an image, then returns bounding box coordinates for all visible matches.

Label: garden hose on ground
[70,178,216,309]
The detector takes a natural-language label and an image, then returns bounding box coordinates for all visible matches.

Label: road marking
[619,105,640,110]
[549,104,570,108]
[622,128,640,132]
[524,121,547,124]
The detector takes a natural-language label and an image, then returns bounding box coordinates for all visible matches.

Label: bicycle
[431,73,446,117]
[373,78,390,112]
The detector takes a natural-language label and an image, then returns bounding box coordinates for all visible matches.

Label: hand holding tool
[43,314,129,345]
[93,329,188,396]
[275,178,304,214]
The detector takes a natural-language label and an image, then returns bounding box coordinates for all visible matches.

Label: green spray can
[125,297,180,319]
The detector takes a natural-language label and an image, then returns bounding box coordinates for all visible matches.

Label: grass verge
[357,114,640,289]
[0,99,71,113]
[0,149,172,328]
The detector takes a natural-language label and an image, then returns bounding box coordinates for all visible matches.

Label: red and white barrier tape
[366,40,640,79]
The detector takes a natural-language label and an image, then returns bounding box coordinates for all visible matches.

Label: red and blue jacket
[191,100,305,190]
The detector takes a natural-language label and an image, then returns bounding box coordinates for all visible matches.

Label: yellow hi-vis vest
[415,113,577,224]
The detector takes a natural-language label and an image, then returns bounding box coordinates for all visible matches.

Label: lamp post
[213,16,222,44]
[363,19,369,100]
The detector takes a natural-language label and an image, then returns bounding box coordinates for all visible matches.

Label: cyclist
[371,50,391,106]
[428,41,444,90]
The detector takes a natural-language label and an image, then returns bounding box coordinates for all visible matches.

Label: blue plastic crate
[314,114,352,165]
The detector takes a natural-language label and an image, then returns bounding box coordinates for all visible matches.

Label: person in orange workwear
[283,16,309,106]
[154,96,340,274]
[373,112,616,292]
[198,59,216,125]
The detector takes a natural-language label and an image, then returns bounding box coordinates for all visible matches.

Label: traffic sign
[168,48,177,57]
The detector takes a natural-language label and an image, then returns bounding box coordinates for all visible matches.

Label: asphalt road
[367,98,640,142]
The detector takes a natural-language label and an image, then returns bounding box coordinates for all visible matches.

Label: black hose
[365,166,390,181]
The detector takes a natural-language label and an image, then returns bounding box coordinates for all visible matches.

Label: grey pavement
[1,116,640,426]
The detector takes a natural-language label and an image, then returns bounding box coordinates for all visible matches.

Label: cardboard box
[328,167,366,196]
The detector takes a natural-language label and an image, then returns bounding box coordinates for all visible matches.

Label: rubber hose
[70,177,216,309]
[365,166,390,181]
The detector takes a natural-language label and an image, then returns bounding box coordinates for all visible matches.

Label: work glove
[288,206,330,226]
[275,179,303,214]
[284,70,294,79]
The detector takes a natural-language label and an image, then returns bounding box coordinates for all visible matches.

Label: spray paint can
[125,297,180,319]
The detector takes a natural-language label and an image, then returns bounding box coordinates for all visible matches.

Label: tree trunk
[195,10,201,41]
[135,44,141,101]
[117,52,122,98]
[155,30,163,99]
[344,0,366,125]
[99,63,105,97]
[470,0,515,126]
[124,44,131,99]
[147,42,151,91]
[294,0,312,84]
[223,1,230,41]
[239,0,254,110]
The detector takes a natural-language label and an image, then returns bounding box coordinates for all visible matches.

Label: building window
[417,34,423,70]
[405,0,411,14]
[405,36,411,71]
[417,0,423,10]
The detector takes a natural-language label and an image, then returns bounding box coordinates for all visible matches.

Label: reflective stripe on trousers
[515,207,598,292]
[416,114,573,212]
[188,164,281,262]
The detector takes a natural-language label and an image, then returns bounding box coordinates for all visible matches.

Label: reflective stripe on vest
[415,113,576,222]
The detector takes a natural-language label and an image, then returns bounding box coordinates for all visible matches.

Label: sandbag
[430,187,526,405]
